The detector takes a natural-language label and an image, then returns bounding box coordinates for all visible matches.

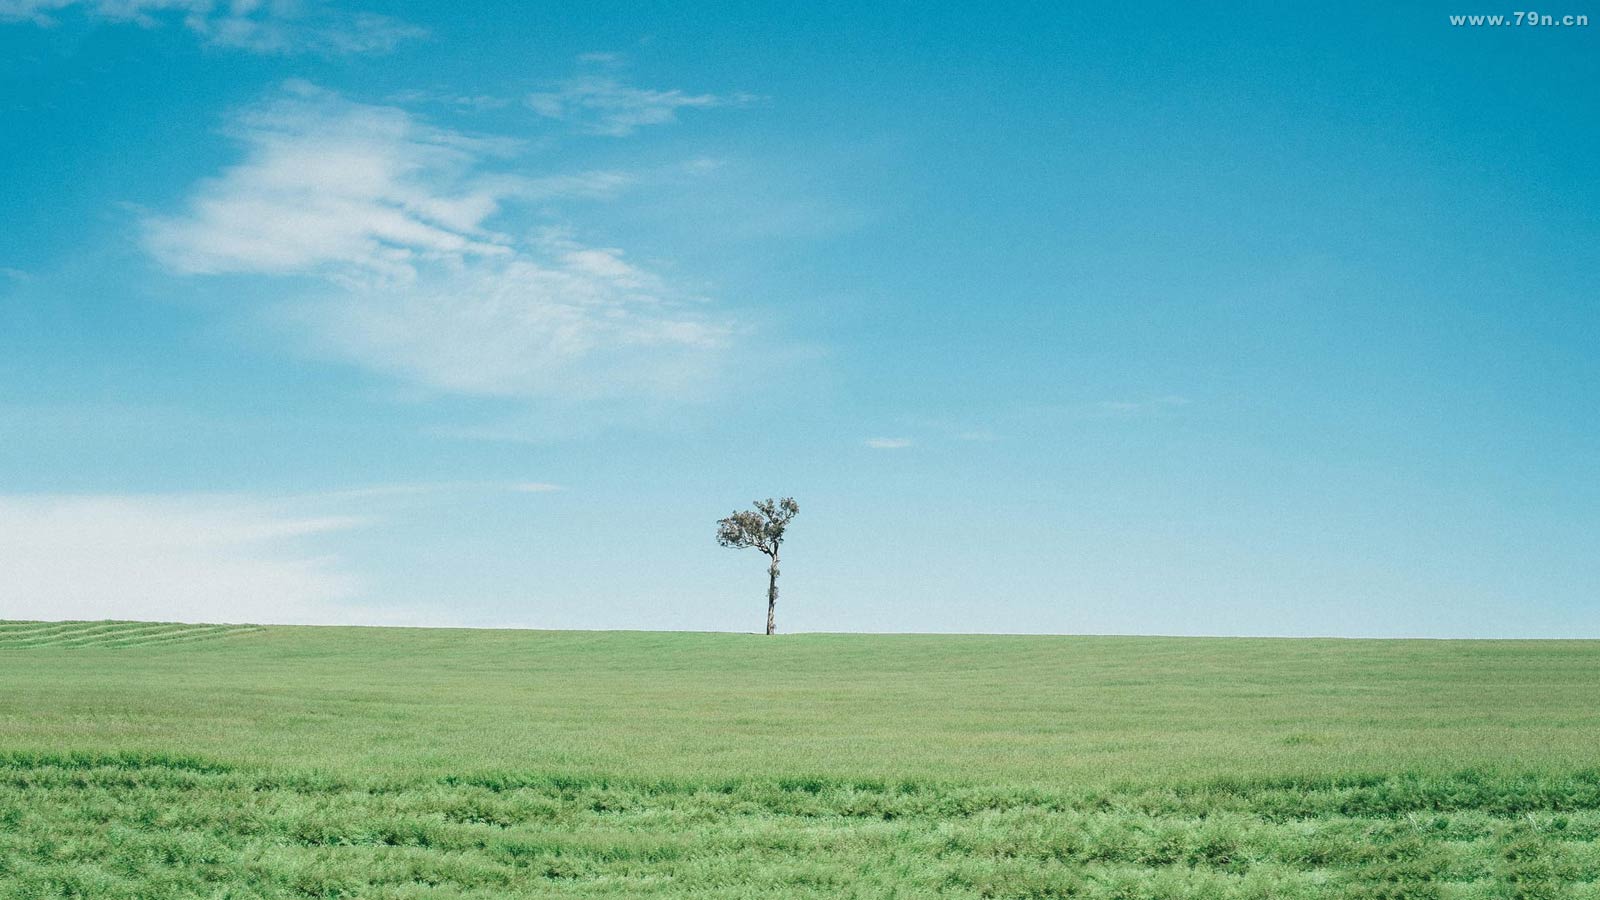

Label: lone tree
[716,498,799,635]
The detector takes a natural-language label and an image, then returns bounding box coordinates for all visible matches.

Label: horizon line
[2,619,1594,641]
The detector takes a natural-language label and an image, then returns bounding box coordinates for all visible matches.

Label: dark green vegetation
[2,622,1598,898]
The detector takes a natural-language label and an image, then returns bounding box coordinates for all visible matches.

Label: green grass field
[2,621,1598,898]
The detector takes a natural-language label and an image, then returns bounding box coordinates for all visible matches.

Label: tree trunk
[766,553,779,635]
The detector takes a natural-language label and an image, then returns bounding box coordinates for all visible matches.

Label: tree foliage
[715,498,798,558]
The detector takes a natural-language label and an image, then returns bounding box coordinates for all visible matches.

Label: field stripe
[20,621,179,646]
[53,622,221,647]
[0,620,266,649]
[113,625,265,648]
[0,621,131,639]
[0,623,127,646]
[0,622,149,646]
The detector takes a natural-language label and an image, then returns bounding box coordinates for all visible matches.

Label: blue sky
[1,1,1595,636]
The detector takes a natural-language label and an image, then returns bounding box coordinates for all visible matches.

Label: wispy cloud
[386,90,513,112]
[865,437,913,449]
[145,82,518,280]
[144,82,732,403]
[0,0,424,54]
[286,232,729,401]
[0,494,376,624]
[526,63,754,136]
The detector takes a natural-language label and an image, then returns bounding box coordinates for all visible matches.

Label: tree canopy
[715,497,798,558]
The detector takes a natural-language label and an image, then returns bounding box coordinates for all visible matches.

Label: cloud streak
[145,82,517,280]
[527,74,753,136]
[0,0,424,54]
[145,82,732,403]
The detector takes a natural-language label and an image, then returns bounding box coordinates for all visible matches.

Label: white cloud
[865,437,912,449]
[145,81,517,279]
[0,0,423,54]
[527,74,752,137]
[144,83,731,402]
[286,235,729,401]
[0,494,386,624]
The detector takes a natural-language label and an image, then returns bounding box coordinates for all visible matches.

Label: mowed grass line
[21,622,187,646]
[89,624,264,648]
[5,753,1600,899]
[1,621,198,647]
[0,621,121,640]
[0,620,264,649]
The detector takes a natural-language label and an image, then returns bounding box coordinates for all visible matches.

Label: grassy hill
[3,621,1599,898]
